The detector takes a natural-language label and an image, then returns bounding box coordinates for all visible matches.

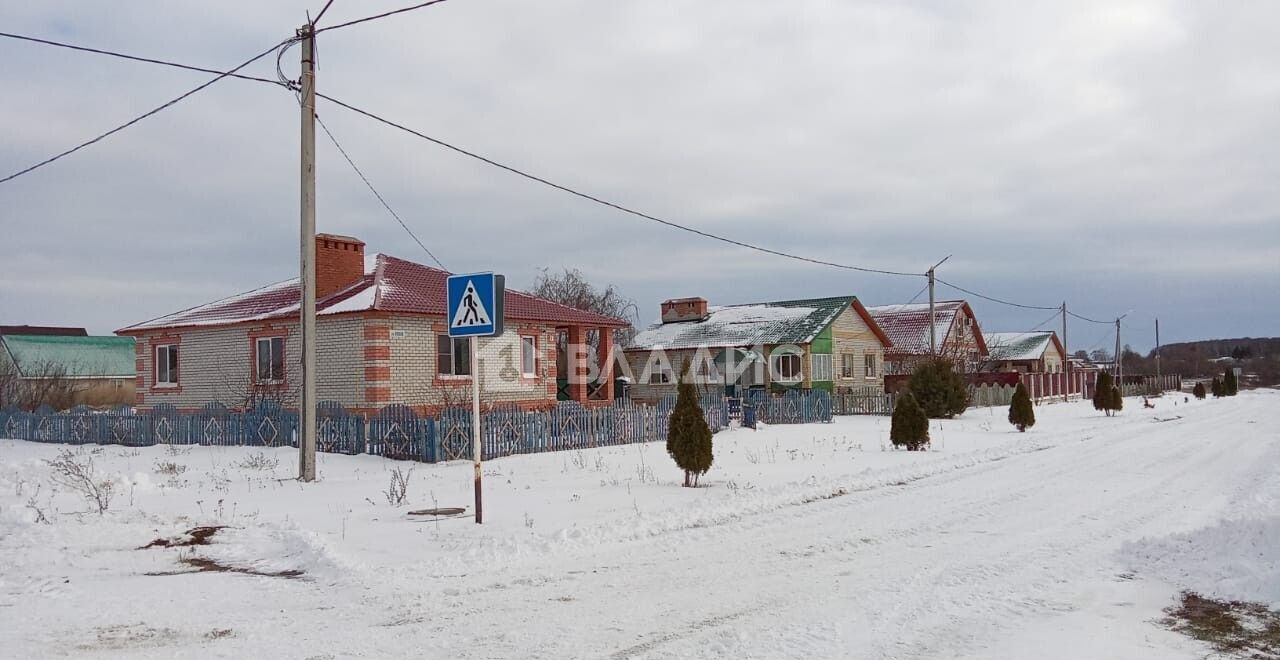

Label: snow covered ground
[1,390,1276,658]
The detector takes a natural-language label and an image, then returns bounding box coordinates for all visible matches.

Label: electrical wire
[934,277,1061,311]
[314,0,451,34]
[317,92,925,278]
[316,114,448,270]
[0,39,287,185]
[0,32,286,88]
[1067,310,1112,325]
[313,0,337,25]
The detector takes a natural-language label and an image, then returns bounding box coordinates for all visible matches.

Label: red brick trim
[365,386,391,404]
[365,366,391,382]
[364,324,390,340]
[364,345,391,361]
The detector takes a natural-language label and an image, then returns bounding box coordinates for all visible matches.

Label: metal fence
[740,390,833,424]
[0,394,740,464]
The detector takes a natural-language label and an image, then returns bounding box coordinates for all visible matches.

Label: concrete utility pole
[927,255,951,358]
[298,22,317,483]
[1155,318,1162,383]
[1061,302,1069,402]
[1114,317,1122,386]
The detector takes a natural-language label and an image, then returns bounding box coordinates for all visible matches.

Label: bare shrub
[45,448,115,514]
[153,461,187,476]
[25,483,50,524]
[385,466,413,506]
[235,452,279,471]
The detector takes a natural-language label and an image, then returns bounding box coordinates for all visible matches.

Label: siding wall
[829,306,887,391]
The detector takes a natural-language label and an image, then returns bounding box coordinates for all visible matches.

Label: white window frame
[155,344,178,387]
[255,336,285,383]
[841,353,855,379]
[649,365,672,385]
[811,354,833,382]
[864,352,878,379]
[772,352,803,382]
[436,334,472,377]
[520,335,537,377]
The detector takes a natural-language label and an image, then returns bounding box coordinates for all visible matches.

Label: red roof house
[117,234,628,413]
[865,300,988,376]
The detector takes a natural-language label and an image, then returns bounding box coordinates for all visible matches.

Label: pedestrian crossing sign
[447,272,504,337]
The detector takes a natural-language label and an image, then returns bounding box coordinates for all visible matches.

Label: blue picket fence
[740,389,833,425]
[0,393,746,464]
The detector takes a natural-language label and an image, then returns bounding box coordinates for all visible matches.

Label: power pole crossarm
[298,23,318,482]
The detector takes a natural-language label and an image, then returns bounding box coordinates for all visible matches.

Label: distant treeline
[1127,337,1280,383]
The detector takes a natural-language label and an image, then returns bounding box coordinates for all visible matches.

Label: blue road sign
[447,272,505,337]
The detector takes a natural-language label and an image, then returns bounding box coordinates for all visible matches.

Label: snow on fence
[0,395,741,464]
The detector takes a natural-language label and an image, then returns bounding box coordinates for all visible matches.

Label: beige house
[866,300,989,375]
[116,234,627,414]
[623,296,891,402]
[984,331,1066,373]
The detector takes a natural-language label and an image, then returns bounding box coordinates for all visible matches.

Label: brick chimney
[315,234,366,299]
[660,297,709,323]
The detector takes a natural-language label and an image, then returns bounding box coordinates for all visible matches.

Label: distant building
[866,300,988,375]
[0,333,135,408]
[624,295,891,402]
[984,331,1066,373]
[0,325,88,338]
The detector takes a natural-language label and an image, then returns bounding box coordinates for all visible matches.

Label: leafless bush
[235,452,279,471]
[45,448,115,514]
[1,357,81,411]
[153,460,187,476]
[25,483,50,524]
[385,466,413,506]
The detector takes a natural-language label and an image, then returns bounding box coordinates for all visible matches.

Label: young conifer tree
[1093,372,1115,416]
[1211,377,1223,398]
[1008,382,1035,432]
[1193,382,1206,399]
[1109,385,1124,414]
[890,391,930,451]
[1224,368,1238,396]
[666,362,713,487]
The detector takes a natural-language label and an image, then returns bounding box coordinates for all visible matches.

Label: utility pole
[1155,318,1162,385]
[927,256,951,358]
[1114,317,1122,387]
[1061,302,1069,402]
[298,22,317,483]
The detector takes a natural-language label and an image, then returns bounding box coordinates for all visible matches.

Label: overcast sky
[2,0,1277,353]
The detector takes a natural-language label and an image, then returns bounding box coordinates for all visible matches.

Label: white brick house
[117,235,628,414]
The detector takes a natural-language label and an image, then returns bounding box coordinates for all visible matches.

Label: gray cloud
[2,0,1277,350]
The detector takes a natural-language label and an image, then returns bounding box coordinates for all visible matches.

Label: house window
[773,352,802,382]
[255,337,285,382]
[841,353,856,379]
[520,336,537,377]
[811,354,833,381]
[155,345,178,386]
[649,365,672,384]
[436,335,471,376]
[864,353,877,378]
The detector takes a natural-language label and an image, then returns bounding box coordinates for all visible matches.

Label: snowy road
[3,392,1276,658]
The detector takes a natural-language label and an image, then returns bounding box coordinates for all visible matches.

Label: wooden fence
[0,394,742,464]
[831,387,896,416]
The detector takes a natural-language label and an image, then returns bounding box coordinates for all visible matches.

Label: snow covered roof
[627,296,889,351]
[985,331,1062,362]
[866,300,986,356]
[117,254,627,333]
[1,334,135,378]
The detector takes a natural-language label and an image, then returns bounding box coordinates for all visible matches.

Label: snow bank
[1121,516,1280,607]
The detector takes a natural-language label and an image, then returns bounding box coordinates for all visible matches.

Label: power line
[934,277,1060,311]
[0,32,285,88]
[314,0,452,34]
[313,0,338,25]
[316,113,448,270]
[317,92,925,278]
[0,40,286,185]
[1068,310,1112,325]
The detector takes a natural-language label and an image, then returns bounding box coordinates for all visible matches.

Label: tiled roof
[1,335,135,378]
[118,254,627,333]
[0,325,88,337]
[628,296,887,350]
[866,300,985,356]
[986,332,1060,362]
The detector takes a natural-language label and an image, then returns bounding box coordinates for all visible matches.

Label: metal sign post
[446,272,504,524]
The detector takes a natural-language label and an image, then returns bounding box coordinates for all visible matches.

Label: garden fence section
[0,395,745,464]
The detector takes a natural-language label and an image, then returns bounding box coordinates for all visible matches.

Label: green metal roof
[1,335,135,378]
[628,296,854,350]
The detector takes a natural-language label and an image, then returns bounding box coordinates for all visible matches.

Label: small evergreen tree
[1211,377,1223,398]
[1093,372,1115,415]
[1223,368,1238,396]
[666,363,713,487]
[1192,382,1206,399]
[890,392,930,451]
[908,358,969,419]
[1109,385,1123,413]
[1007,382,1035,432]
